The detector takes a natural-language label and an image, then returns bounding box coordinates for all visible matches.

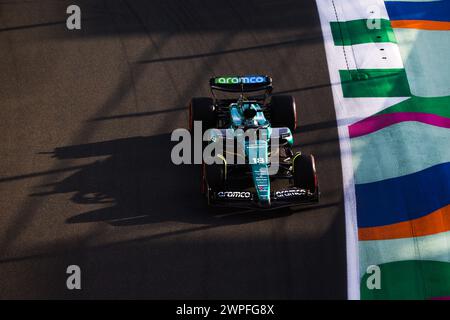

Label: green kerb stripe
[339,69,411,98]
[361,260,450,300]
[331,19,397,46]
[376,95,450,118]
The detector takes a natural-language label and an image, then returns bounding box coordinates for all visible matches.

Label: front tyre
[204,156,227,205]
[205,162,226,191]
[292,153,317,194]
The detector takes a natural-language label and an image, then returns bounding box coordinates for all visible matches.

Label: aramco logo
[215,76,266,84]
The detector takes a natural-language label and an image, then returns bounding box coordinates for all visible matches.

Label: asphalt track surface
[0,0,346,299]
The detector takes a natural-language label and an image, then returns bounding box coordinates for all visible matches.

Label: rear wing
[210,75,272,92]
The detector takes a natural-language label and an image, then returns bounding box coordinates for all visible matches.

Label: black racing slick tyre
[204,158,226,205]
[205,160,226,191]
[189,97,216,134]
[293,153,317,193]
[269,95,297,132]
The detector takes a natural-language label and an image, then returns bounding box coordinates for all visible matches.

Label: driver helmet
[240,103,259,128]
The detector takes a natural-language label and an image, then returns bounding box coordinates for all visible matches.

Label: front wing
[209,187,319,210]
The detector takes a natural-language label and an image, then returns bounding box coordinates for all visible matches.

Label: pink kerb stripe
[349,112,450,138]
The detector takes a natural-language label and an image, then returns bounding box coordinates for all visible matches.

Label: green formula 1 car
[189,75,319,209]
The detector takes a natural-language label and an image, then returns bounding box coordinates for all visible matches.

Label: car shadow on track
[33,134,329,227]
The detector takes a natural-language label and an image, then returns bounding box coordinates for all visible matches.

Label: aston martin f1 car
[189,75,319,209]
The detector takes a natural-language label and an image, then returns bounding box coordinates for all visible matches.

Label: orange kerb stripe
[359,204,450,240]
[391,20,450,30]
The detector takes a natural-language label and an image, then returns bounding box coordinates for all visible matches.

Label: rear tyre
[269,95,297,132]
[189,97,216,134]
[293,153,317,193]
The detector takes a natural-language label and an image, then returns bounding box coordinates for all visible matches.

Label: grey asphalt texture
[0,0,347,299]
